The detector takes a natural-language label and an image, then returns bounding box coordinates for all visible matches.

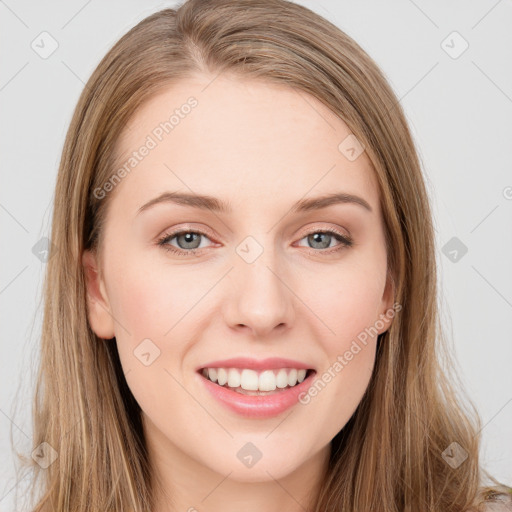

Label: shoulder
[467,487,512,512]
[477,503,512,511]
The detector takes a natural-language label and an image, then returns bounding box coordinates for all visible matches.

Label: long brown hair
[13,0,510,510]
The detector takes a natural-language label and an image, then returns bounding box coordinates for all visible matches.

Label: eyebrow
[136,191,373,215]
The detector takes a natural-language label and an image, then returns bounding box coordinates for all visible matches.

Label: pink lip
[196,357,314,372]
[197,369,317,419]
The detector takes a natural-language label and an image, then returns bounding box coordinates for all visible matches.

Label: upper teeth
[202,368,308,391]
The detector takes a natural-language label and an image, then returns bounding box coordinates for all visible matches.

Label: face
[83,73,395,488]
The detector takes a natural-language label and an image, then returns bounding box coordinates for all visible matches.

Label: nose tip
[223,257,295,338]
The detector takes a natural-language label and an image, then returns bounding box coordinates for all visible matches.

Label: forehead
[110,74,380,215]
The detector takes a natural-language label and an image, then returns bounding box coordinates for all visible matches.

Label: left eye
[157,229,353,255]
[296,230,353,251]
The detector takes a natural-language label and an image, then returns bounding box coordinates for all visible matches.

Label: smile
[197,367,317,418]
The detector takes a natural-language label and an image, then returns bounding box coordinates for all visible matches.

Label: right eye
[157,229,215,256]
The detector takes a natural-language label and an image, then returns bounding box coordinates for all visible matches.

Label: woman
[18,0,511,510]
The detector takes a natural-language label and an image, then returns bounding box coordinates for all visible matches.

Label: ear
[82,249,115,339]
[376,268,396,335]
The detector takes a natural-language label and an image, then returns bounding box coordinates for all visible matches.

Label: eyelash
[156,227,353,257]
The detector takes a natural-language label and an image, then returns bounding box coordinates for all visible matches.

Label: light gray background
[1,0,511,510]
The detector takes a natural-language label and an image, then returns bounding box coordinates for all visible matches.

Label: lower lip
[197,370,316,419]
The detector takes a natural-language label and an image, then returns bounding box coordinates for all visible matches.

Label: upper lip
[197,357,315,372]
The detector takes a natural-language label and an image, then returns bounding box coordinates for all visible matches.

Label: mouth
[197,367,317,396]
[197,365,318,418]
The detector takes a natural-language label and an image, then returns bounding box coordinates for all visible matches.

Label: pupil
[309,233,330,249]
[179,232,200,249]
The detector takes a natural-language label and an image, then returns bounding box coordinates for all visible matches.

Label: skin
[82,73,395,512]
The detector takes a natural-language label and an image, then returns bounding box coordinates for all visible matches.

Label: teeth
[288,368,298,386]
[259,370,276,391]
[217,368,228,386]
[227,368,241,388]
[240,369,259,391]
[201,367,309,391]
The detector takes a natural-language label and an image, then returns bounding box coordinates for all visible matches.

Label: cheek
[304,258,386,349]
[105,255,196,422]
[296,261,385,432]
[106,251,201,338]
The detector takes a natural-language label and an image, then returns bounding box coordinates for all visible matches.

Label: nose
[222,242,295,338]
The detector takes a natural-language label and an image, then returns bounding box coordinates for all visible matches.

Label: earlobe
[82,249,115,339]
